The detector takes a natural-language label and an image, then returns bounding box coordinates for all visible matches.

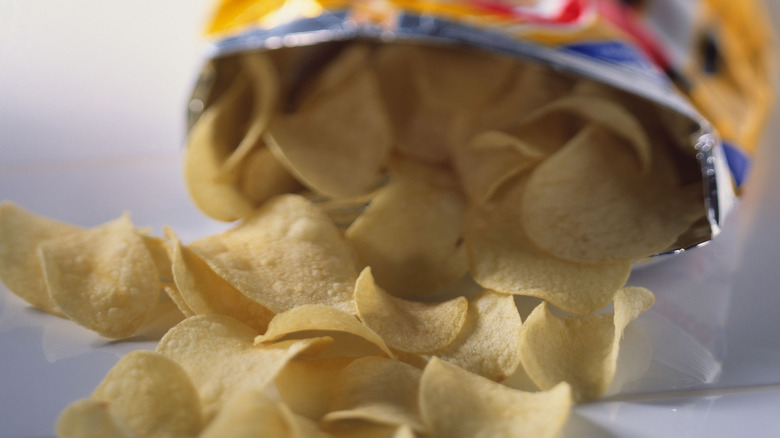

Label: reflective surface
[1,1,779,437]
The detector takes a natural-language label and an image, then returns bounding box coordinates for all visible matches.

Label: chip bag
[186,0,775,259]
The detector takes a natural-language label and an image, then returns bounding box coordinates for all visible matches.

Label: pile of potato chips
[0,41,707,438]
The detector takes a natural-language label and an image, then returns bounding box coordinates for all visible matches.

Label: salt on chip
[156,313,332,422]
[346,160,468,298]
[55,398,135,438]
[166,226,274,333]
[90,350,203,438]
[266,65,392,198]
[184,71,257,221]
[521,125,697,264]
[0,201,83,315]
[39,213,160,338]
[519,286,655,402]
[275,357,355,420]
[189,194,357,314]
[354,268,467,354]
[466,175,632,315]
[321,356,425,432]
[254,304,396,359]
[419,357,572,438]
[430,290,523,382]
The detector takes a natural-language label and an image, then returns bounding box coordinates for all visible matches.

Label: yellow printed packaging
[188,0,775,256]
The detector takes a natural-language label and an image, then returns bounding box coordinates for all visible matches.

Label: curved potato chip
[416,44,516,111]
[200,390,301,438]
[156,314,332,422]
[254,304,396,359]
[40,213,160,338]
[218,52,280,178]
[451,130,546,204]
[266,66,392,198]
[166,227,274,333]
[346,161,468,298]
[55,398,135,438]
[91,350,203,438]
[0,201,82,315]
[520,286,655,402]
[516,95,654,172]
[466,176,632,315]
[419,357,572,438]
[322,356,425,432]
[275,357,355,420]
[184,71,257,221]
[239,146,302,204]
[429,290,523,381]
[521,125,695,264]
[354,268,468,353]
[190,194,357,314]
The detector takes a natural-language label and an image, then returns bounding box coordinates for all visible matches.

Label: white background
[1,1,780,437]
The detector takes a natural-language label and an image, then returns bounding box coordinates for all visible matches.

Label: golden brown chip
[521,125,694,264]
[0,201,83,315]
[238,146,302,204]
[254,304,396,359]
[419,357,572,438]
[466,175,632,315]
[189,194,357,314]
[429,290,523,381]
[156,314,332,422]
[519,286,655,402]
[321,356,425,432]
[266,65,392,198]
[55,399,135,438]
[39,213,161,338]
[166,226,274,333]
[346,160,468,298]
[90,350,203,438]
[354,268,468,354]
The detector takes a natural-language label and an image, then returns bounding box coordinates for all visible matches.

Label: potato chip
[156,314,332,421]
[217,52,280,179]
[354,268,467,354]
[55,398,135,438]
[39,213,161,338]
[322,356,425,432]
[466,175,632,315]
[521,125,697,264]
[519,286,655,402]
[327,424,416,438]
[255,304,397,359]
[275,357,355,420]
[346,160,468,298]
[89,350,203,438]
[166,227,274,333]
[419,357,572,438]
[266,65,392,198]
[296,42,375,111]
[429,290,523,381]
[451,129,545,204]
[239,146,302,204]
[189,194,357,314]
[200,389,307,438]
[514,95,654,172]
[0,201,83,315]
[415,43,516,112]
[141,235,174,285]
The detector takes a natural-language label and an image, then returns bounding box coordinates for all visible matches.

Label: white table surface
[1,1,780,437]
